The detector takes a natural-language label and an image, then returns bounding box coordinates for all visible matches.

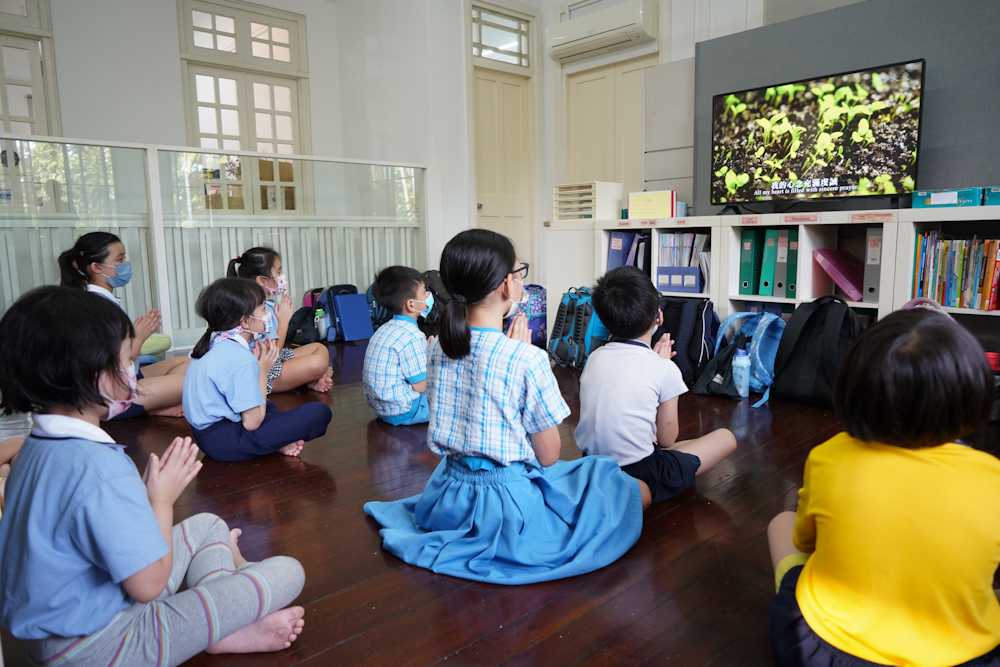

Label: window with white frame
[472,6,528,68]
[0,0,59,136]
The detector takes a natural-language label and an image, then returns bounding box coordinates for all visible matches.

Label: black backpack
[692,331,747,399]
[770,295,864,408]
[421,270,452,326]
[288,285,358,345]
[651,297,720,387]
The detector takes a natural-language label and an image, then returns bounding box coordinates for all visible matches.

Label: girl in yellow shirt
[768,309,999,667]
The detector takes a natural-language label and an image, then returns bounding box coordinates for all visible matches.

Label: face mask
[102,364,138,420]
[503,278,529,319]
[247,313,270,341]
[99,262,132,289]
[413,293,434,318]
[271,274,288,297]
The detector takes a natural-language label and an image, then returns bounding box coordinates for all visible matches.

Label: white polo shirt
[575,339,688,466]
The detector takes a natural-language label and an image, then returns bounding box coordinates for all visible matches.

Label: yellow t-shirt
[794,432,1000,667]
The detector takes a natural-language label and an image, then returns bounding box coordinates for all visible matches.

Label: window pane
[0,0,26,16]
[272,27,290,44]
[275,115,293,141]
[483,50,518,64]
[481,25,518,52]
[257,142,274,153]
[10,120,33,134]
[223,157,242,180]
[215,15,235,33]
[220,109,239,136]
[6,84,31,117]
[200,137,219,149]
[259,159,274,180]
[278,160,294,182]
[273,86,291,112]
[193,30,214,49]
[227,184,244,209]
[251,41,270,59]
[198,106,218,134]
[2,46,30,81]
[250,22,269,39]
[255,113,272,139]
[218,78,238,106]
[253,82,271,109]
[216,34,236,53]
[481,10,518,29]
[272,45,290,62]
[192,10,213,29]
[283,186,295,210]
[195,75,215,103]
[277,143,293,155]
[222,139,241,151]
[522,35,527,55]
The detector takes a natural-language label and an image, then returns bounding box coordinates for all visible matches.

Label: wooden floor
[2,341,998,666]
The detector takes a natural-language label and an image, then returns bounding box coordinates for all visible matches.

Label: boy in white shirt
[575,266,736,506]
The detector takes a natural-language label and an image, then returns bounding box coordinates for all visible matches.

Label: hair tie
[453,293,467,305]
[78,250,84,256]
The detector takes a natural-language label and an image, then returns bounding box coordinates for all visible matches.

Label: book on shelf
[912,232,1000,309]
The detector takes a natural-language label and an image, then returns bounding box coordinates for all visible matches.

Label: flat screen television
[711,60,924,206]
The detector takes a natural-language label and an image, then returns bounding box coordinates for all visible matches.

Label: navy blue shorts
[191,400,332,462]
[769,565,1000,667]
[621,443,700,504]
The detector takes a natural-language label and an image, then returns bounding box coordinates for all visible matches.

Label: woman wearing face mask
[182,278,332,462]
[228,248,333,394]
[58,233,188,419]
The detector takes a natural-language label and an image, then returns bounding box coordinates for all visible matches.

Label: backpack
[303,284,357,308]
[771,295,864,408]
[294,285,358,343]
[692,331,747,399]
[651,297,721,387]
[365,282,392,331]
[713,311,785,394]
[506,284,547,349]
[547,287,610,369]
[421,270,452,326]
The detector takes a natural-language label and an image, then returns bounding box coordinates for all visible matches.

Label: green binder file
[784,229,799,299]
[758,229,779,296]
[739,228,765,295]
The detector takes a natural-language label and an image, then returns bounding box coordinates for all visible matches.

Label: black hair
[58,232,122,289]
[373,266,425,315]
[227,247,280,281]
[438,229,517,359]
[191,277,267,359]
[592,266,661,340]
[0,286,134,415]
[834,309,995,449]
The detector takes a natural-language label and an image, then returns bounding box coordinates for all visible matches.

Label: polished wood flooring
[2,341,998,666]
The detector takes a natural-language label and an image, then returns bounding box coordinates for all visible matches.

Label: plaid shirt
[363,315,427,418]
[427,327,570,466]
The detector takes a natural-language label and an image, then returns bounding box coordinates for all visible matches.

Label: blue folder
[608,231,636,270]
[332,293,375,341]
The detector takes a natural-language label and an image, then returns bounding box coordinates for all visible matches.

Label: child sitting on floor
[183,278,332,462]
[228,247,333,394]
[767,309,1000,667]
[364,230,644,584]
[362,266,433,426]
[0,285,306,666]
[576,266,736,506]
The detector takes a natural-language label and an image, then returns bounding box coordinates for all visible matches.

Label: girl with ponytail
[227,247,332,394]
[182,277,332,462]
[364,229,645,584]
[58,232,188,419]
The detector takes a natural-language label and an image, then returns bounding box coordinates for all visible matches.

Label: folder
[784,229,799,299]
[738,229,765,295]
[774,230,789,298]
[608,231,636,270]
[813,249,865,301]
[863,227,882,303]
[758,229,779,296]
[332,293,375,341]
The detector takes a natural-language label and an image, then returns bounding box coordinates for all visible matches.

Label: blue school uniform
[364,327,643,584]
[362,314,429,426]
[183,335,332,461]
[0,415,167,640]
[85,285,148,419]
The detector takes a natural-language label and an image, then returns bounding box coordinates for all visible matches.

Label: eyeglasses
[510,263,529,280]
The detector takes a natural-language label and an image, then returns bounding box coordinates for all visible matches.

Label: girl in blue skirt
[364,229,646,585]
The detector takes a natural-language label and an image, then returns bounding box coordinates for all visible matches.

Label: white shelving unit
[544,206,1000,332]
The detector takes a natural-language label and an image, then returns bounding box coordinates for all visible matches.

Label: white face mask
[246,312,271,341]
[503,278,529,319]
[270,274,288,297]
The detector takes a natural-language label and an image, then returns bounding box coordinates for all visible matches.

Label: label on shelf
[740,215,760,225]
[783,213,820,223]
[675,218,687,225]
[617,221,632,227]
[639,219,657,227]
[850,212,896,223]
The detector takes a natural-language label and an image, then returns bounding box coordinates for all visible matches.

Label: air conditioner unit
[546,0,657,64]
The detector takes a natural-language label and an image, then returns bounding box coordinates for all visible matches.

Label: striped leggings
[26,513,305,667]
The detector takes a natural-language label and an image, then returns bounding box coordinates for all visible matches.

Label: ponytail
[191,328,213,359]
[437,229,517,360]
[226,257,240,277]
[191,277,266,359]
[58,232,121,289]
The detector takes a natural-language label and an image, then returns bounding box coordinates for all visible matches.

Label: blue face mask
[413,293,434,318]
[99,262,132,288]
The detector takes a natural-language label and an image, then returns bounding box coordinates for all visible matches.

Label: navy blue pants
[191,401,332,462]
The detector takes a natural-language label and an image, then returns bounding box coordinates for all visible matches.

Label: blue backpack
[714,311,785,394]
[547,287,610,369]
[365,282,392,331]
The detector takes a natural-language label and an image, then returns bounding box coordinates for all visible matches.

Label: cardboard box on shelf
[912,188,983,208]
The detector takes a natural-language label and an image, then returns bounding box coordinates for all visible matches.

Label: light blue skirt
[363,455,643,584]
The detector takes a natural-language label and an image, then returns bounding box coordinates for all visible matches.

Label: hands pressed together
[505,313,531,345]
[143,436,202,508]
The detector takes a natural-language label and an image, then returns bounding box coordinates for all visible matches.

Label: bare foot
[148,404,185,418]
[278,440,304,457]
[205,606,305,654]
[306,367,333,393]
[230,528,247,568]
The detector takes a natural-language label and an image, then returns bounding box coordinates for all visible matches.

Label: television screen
[711,60,924,205]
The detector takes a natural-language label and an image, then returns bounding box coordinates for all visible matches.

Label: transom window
[250,22,290,63]
[472,6,528,68]
[192,9,237,53]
